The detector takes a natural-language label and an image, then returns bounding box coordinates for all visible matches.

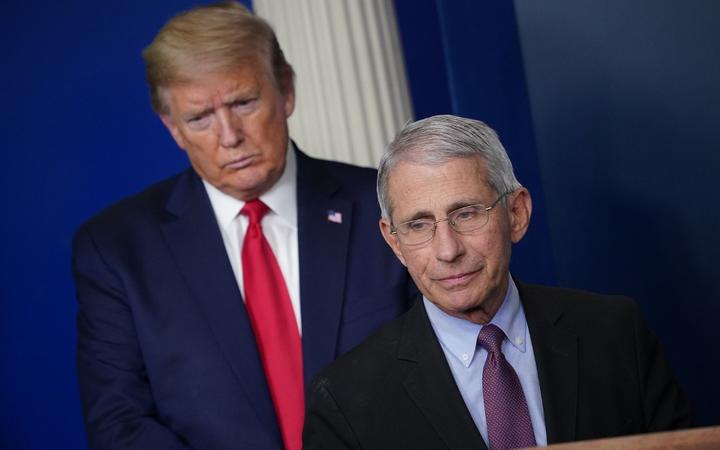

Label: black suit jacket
[303,282,692,450]
[72,149,415,449]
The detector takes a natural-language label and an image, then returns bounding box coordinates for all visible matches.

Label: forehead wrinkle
[176,70,259,99]
[387,158,492,222]
[166,88,214,116]
[172,85,253,120]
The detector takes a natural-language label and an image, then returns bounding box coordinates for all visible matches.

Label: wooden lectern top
[520,426,720,450]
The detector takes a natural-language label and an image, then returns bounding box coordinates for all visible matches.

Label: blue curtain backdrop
[2,0,718,448]
[2,2,251,449]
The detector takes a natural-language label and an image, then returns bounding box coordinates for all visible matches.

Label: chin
[227,175,268,191]
[441,297,482,314]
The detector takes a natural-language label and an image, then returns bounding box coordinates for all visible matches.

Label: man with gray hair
[303,114,691,449]
[72,2,414,449]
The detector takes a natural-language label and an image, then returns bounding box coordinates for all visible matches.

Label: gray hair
[377,114,522,220]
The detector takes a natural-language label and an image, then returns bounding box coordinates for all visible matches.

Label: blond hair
[142,1,294,113]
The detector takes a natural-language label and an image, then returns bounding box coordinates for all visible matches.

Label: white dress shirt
[203,144,302,333]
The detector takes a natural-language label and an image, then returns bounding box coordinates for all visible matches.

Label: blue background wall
[397,0,720,427]
[513,0,720,426]
[3,0,718,448]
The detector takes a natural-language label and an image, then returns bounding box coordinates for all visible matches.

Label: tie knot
[241,199,270,224]
[477,324,505,354]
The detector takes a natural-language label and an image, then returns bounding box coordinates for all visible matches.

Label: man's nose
[432,220,464,262]
[217,108,242,148]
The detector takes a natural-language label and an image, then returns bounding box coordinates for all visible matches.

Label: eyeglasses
[390,192,511,246]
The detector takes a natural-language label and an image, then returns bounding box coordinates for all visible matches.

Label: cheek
[188,135,218,157]
[183,137,223,173]
[245,120,276,149]
[403,251,432,280]
[482,241,512,275]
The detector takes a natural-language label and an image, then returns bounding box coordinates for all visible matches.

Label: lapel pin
[327,210,343,224]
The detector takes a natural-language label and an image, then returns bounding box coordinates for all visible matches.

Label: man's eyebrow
[447,199,483,212]
[396,198,489,223]
[223,87,258,104]
[181,105,213,119]
[223,94,248,105]
[398,210,434,223]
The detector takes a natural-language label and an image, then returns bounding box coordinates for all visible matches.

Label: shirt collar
[423,275,528,368]
[490,276,528,353]
[203,141,298,230]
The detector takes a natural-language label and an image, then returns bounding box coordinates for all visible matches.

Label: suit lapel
[398,300,488,450]
[295,150,353,381]
[518,282,578,444]
[159,170,280,442]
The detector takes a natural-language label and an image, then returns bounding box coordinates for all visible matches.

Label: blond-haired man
[72,3,414,449]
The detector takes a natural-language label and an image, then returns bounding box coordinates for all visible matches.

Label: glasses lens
[450,205,489,233]
[397,219,434,245]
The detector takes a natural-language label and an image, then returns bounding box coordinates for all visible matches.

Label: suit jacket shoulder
[295,150,379,216]
[516,281,693,443]
[75,168,197,245]
[519,282,642,331]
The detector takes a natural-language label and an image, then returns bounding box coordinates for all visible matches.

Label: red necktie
[477,324,536,450]
[241,199,303,450]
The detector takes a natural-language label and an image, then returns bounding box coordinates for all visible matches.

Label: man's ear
[282,78,296,118]
[159,114,187,151]
[508,188,532,244]
[379,218,407,267]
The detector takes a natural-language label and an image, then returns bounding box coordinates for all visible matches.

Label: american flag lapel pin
[327,210,343,224]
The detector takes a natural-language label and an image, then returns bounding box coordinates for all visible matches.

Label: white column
[254,0,414,168]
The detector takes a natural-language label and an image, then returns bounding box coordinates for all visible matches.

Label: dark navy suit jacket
[72,149,415,449]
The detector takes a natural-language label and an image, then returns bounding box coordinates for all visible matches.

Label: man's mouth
[225,155,257,170]
[435,269,481,287]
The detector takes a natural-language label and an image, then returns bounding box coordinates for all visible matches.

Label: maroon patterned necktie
[477,324,536,450]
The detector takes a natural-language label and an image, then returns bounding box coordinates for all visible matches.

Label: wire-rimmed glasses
[390,192,511,246]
